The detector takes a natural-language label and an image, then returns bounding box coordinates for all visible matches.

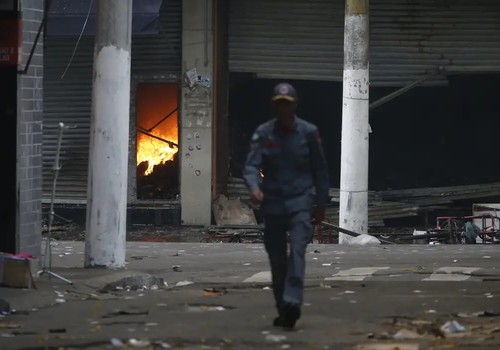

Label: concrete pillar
[339,0,370,242]
[15,0,44,257]
[85,0,132,268]
[180,0,214,226]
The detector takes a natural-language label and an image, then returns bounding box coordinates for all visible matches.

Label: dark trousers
[264,210,313,311]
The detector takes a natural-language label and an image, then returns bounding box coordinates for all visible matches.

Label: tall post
[339,0,370,242]
[85,0,132,268]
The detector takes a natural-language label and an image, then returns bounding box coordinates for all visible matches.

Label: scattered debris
[129,338,151,348]
[48,328,66,333]
[172,265,182,272]
[354,344,418,350]
[187,304,234,312]
[425,309,437,314]
[0,322,22,329]
[349,234,382,245]
[10,330,39,336]
[393,329,422,340]
[0,333,15,338]
[440,320,466,334]
[102,309,149,318]
[175,281,194,287]
[265,334,287,342]
[203,288,227,297]
[130,256,147,260]
[457,311,500,318]
[313,250,321,254]
[101,320,146,326]
[110,338,124,347]
[100,274,165,293]
[0,299,10,315]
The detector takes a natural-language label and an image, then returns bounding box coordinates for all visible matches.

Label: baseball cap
[271,83,297,102]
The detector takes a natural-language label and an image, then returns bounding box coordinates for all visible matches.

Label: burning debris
[137,155,179,200]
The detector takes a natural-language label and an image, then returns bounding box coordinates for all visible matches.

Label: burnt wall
[229,73,500,191]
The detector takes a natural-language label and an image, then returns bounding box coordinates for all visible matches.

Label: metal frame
[369,71,443,111]
[37,123,72,285]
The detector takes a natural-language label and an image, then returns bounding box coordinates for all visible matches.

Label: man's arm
[243,130,264,203]
[309,128,330,210]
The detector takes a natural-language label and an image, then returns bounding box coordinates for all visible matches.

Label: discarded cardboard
[0,254,36,289]
[212,195,257,226]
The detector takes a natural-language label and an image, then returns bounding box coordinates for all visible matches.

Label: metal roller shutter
[371,0,500,86]
[229,0,500,86]
[229,0,345,82]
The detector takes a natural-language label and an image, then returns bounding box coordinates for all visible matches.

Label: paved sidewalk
[1,242,499,350]
[49,241,500,283]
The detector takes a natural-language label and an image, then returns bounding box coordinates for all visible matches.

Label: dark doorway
[0,67,17,253]
[370,74,500,189]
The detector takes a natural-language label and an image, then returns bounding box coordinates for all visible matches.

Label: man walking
[243,82,329,329]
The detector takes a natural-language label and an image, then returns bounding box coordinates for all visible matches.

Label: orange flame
[136,83,179,176]
[137,129,178,175]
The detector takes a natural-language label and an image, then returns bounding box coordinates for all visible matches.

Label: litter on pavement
[440,320,466,333]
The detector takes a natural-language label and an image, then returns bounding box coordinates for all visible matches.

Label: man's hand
[250,188,264,204]
[312,206,325,224]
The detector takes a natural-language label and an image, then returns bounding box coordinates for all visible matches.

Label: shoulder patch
[251,132,260,142]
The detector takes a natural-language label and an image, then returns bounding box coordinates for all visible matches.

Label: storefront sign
[0,17,21,66]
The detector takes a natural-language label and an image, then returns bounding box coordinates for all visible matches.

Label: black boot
[280,303,301,329]
[273,316,285,327]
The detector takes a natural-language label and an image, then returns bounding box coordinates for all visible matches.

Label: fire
[136,83,179,177]
[137,129,178,175]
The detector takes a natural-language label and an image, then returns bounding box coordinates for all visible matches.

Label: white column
[85,0,132,268]
[180,0,214,226]
[339,0,370,242]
